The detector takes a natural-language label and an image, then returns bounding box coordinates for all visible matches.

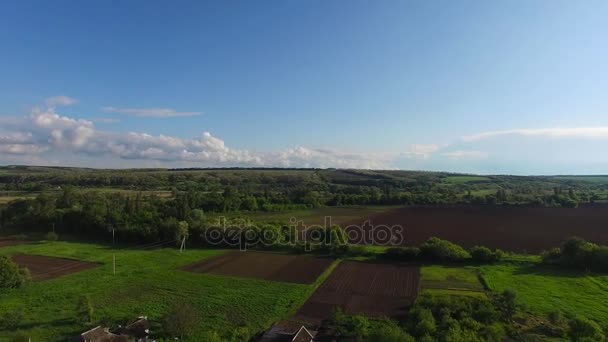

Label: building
[79,326,127,342]
[259,321,317,342]
[79,316,151,342]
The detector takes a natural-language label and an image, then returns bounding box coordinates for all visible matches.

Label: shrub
[367,320,415,342]
[161,302,200,338]
[568,316,604,342]
[0,256,28,289]
[0,309,24,330]
[419,237,470,262]
[470,246,499,263]
[494,290,517,322]
[45,231,58,242]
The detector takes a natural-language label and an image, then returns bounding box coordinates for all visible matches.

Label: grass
[420,265,486,298]
[0,241,317,341]
[210,205,398,226]
[480,263,608,321]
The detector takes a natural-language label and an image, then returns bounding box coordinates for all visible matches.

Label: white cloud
[102,106,201,118]
[462,127,608,142]
[401,144,440,159]
[442,150,488,159]
[0,100,396,169]
[45,96,78,108]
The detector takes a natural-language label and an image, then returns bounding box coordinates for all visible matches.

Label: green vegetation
[480,263,608,321]
[0,242,313,341]
[444,175,491,184]
[0,255,30,289]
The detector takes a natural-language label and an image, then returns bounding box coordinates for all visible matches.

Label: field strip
[287,258,341,319]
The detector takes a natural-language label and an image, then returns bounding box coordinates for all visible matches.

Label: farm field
[420,265,486,298]
[347,205,608,252]
[11,254,100,281]
[213,205,399,226]
[480,263,608,321]
[0,242,314,341]
[295,261,419,323]
[182,251,334,284]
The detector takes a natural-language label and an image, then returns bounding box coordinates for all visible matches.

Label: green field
[0,242,315,341]
[480,263,608,321]
[420,265,486,298]
[211,205,398,226]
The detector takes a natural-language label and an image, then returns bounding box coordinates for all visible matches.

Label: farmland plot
[11,254,100,281]
[295,261,420,323]
[182,251,333,284]
[346,205,608,252]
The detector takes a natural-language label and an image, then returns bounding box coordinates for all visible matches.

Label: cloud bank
[0,98,395,169]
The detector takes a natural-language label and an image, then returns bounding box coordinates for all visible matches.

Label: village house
[79,316,152,342]
[259,321,317,342]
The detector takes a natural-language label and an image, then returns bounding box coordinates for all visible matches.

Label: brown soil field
[344,206,608,253]
[11,254,100,281]
[0,239,28,248]
[295,261,420,324]
[181,251,334,284]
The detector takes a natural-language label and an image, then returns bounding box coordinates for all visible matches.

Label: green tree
[0,256,28,289]
[494,290,517,322]
[367,320,414,342]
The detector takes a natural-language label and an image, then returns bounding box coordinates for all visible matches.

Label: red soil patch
[11,254,100,281]
[344,206,608,253]
[295,261,420,324]
[181,251,333,284]
[0,239,28,248]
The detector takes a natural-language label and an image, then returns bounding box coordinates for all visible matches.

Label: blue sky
[1,0,607,174]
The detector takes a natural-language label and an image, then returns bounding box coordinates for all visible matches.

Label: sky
[1,0,607,174]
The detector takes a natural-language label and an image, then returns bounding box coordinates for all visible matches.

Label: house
[79,316,152,342]
[292,326,315,342]
[79,326,127,342]
[115,316,151,341]
[259,321,317,342]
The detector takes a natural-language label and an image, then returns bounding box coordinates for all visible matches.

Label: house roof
[259,321,316,342]
[80,326,128,342]
[116,316,150,338]
[292,326,314,342]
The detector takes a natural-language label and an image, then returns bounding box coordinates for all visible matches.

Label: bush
[45,231,58,242]
[368,320,415,342]
[420,237,470,262]
[470,246,498,264]
[0,309,24,330]
[161,302,200,338]
[0,256,28,289]
[568,316,604,342]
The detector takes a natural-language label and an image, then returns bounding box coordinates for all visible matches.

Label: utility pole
[112,227,115,246]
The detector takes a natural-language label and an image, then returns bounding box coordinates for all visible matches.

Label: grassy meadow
[0,242,314,341]
[420,265,486,298]
[480,263,608,321]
